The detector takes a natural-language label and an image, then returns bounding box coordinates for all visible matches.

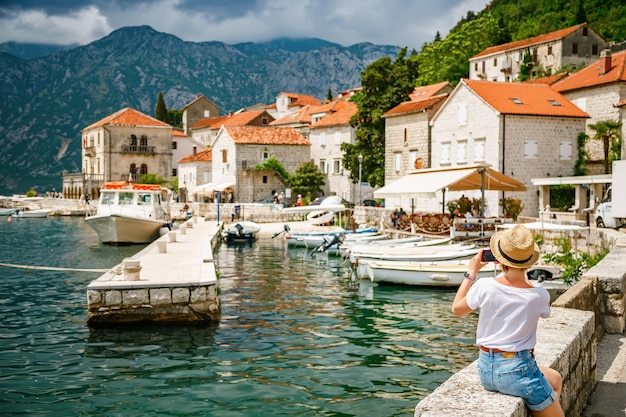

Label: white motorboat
[223,221,261,243]
[361,260,565,287]
[12,208,52,218]
[85,181,172,244]
[348,242,478,264]
[285,227,378,248]
[0,208,16,216]
[338,236,444,257]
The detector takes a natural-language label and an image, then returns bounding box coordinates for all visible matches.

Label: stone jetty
[86,217,223,327]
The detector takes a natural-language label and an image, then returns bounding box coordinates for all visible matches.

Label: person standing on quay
[451,225,564,417]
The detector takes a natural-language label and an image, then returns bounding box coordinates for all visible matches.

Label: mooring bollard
[168,231,177,242]
[192,216,197,224]
[179,224,187,235]
[186,220,193,229]
[122,258,141,281]
[156,240,167,253]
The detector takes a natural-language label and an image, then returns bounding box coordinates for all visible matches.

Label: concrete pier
[86,217,223,327]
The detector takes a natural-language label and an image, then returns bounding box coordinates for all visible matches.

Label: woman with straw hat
[452,224,564,417]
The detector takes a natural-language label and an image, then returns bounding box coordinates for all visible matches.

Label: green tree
[574,132,590,175]
[255,157,290,181]
[342,48,419,188]
[287,162,325,197]
[155,92,167,122]
[139,173,165,184]
[589,120,622,174]
[167,109,183,128]
[326,88,333,102]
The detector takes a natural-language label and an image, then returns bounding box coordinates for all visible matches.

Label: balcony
[84,146,96,157]
[121,145,156,154]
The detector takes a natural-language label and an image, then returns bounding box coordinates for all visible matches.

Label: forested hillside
[414,0,626,86]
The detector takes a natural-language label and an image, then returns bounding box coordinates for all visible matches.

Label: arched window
[130,135,137,146]
[140,135,148,146]
[140,164,148,175]
[129,163,137,182]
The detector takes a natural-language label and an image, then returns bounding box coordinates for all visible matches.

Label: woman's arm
[451,251,487,316]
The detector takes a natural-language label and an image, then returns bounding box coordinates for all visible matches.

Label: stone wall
[414,308,596,417]
[414,230,626,417]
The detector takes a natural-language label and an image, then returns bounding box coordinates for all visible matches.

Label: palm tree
[589,120,622,174]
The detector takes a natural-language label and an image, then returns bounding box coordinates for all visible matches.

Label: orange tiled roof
[311,102,357,128]
[471,23,586,59]
[178,147,212,163]
[552,50,626,92]
[271,104,318,126]
[409,82,452,101]
[224,126,310,146]
[191,109,273,129]
[385,94,449,117]
[463,79,589,118]
[523,73,570,85]
[279,92,322,107]
[83,107,171,130]
[172,129,190,138]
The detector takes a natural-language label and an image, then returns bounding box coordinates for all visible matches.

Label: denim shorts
[477,349,557,411]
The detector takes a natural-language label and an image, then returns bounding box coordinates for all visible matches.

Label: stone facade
[430,82,586,217]
[182,94,220,136]
[469,23,607,82]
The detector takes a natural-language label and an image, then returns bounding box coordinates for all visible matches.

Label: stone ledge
[414,308,595,417]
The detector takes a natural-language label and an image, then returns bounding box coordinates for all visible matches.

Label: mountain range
[0,25,400,195]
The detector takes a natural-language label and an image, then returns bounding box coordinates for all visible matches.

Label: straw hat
[489,224,540,269]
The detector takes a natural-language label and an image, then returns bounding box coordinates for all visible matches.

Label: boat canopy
[101,182,162,190]
[373,163,527,200]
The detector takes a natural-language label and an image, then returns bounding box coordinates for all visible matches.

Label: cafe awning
[373,164,526,199]
[193,181,235,194]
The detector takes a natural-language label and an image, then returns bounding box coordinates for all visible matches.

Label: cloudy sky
[0,0,488,50]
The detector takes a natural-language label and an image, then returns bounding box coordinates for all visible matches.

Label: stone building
[553,49,626,168]
[182,94,220,136]
[190,109,274,147]
[383,82,453,191]
[64,107,173,199]
[308,100,366,203]
[469,23,607,82]
[171,129,204,178]
[429,79,589,217]
[265,92,321,120]
[211,125,310,202]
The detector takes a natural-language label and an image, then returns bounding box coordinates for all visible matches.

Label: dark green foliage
[155,92,167,122]
[342,48,419,188]
[543,234,610,284]
[326,88,333,101]
[287,162,326,197]
[139,173,165,184]
[550,184,575,211]
[167,109,183,128]
[255,157,290,181]
[589,120,623,174]
[574,132,590,176]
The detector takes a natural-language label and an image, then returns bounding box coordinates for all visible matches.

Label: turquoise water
[0,217,478,416]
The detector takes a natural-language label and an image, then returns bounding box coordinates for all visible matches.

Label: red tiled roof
[463,79,589,118]
[178,147,212,163]
[172,129,190,138]
[311,102,357,128]
[524,73,570,85]
[552,50,626,92]
[471,23,586,59]
[385,94,448,117]
[224,126,310,145]
[271,105,317,126]
[83,107,171,130]
[191,109,273,129]
[409,82,452,101]
[278,92,322,107]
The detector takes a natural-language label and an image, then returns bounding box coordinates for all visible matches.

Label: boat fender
[430,274,450,281]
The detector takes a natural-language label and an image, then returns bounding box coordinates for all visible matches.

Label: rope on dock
[0,262,110,273]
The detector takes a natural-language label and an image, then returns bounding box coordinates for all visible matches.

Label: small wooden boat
[12,208,52,218]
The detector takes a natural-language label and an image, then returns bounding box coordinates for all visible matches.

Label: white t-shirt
[466,277,550,352]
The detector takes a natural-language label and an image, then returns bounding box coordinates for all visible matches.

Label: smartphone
[481,249,496,262]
